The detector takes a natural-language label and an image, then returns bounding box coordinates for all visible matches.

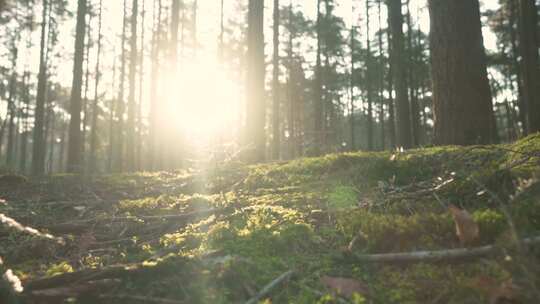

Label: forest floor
[2,135,540,303]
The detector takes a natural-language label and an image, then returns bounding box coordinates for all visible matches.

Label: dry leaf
[448,204,479,246]
[320,275,369,299]
[472,276,520,304]
[78,232,97,253]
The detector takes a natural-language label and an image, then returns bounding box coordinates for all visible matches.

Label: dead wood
[349,236,540,263]
[244,270,294,304]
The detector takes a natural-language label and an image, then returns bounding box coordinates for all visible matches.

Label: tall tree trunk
[287,0,296,158]
[519,0,540,133]
[108,54,117,172]
[509,0,527,135]
[58,116,67,172]
[6,50,18,169]
[31,0,48,175]
[272,0,280,160]
[378,0,385,150]
[428,0,497,145]
[126,0,139,171]
[386,17,396,148]
[366,0,373,151]
[136,0,145,170]
[114,0,128,172]
[89,0,103,173]
[169,0,180,170]
[81,8,92,168]
[19,72,30,173]
[46,100,55,173]
[67,0,87,173]
[149,0,162,170]
[314,0,323,155]
[387,0,412,149]
[349,26,356,151]
[406,0,420,146]
[246,0,266,162]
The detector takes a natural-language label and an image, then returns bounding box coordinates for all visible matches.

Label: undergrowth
[1,134,540,303]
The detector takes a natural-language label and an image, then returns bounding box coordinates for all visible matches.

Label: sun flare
[159,57,241,143]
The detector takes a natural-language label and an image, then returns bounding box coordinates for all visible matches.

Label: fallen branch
[349,236,540,263]
[24,264,145,291]
[44,208,219,235]
[244,270,294,304]
[1,256,22,303]
[0,213,64,244]
[98,294,186,304]
[24,279,120,301]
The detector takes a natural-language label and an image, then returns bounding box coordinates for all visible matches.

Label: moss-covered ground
[2,134,540,303]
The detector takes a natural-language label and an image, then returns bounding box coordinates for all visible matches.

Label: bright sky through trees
[1,0,500,143]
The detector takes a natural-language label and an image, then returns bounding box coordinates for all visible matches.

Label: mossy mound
[1,135,540,303]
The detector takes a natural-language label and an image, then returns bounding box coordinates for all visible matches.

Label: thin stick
[244,270,294,304]
[349,236,540,263]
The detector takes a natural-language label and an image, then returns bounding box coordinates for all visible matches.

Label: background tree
[518,0,540,133]
[428,0,497,145]
[67,0,87,173]
[387,0,412,149]
[246,0,265,162]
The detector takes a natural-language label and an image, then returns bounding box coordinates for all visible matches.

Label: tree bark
[518,0,540,133]
[126,0,139,171]
[428,0,497,145]
[67,0,87,173]
[246,0,266,162]
[313,0,323,156]
[366,0,373,151]
[272,0,280,160]
[5,49,18,169]
[31,0,48,175]
[388,0,412,149]
[113,0,128,172]
[89,0,103,173]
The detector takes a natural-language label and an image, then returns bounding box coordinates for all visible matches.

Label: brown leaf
[78,232,97,253]
[320,275,369,299]
[471,276,520,304]
[448,204,479,246]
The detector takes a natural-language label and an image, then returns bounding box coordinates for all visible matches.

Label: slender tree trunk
[314,0,323,156]
[406,0,420,146]
[509,0,527,135]
[149,0,162,170]
[349,26,356,151]
[136,0,145,170]
[89,0,103,173]
[388,0,412,149]
[108,54,117,172]
[58,116,67,172]
[428,0,497,145]
[366,0,373,151]
[126,0,139,171]
[246,0,266,162]
[272,0,280,160]
[287,0,296,159]
[378,0,385,150]
[386,16,396,148]
[19,72,30,173]
[81,8,92,168]
[46,100,55,173]
[31,0,48,175]
[114,0,128,172]
[518,0,540,133]
[6,50,18,169]
[67,0,87,173]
